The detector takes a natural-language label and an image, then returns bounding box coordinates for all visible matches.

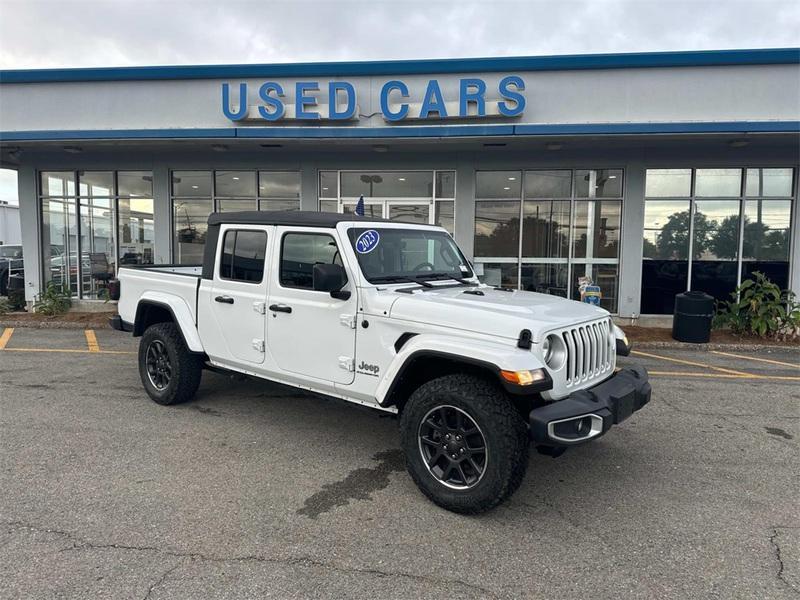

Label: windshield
[348,227,474,284]
[0,246,22,259]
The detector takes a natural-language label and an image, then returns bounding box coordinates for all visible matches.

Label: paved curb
[633,341,799,352]
[0,319,110,330]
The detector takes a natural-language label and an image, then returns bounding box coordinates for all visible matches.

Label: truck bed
[116,264,202,327]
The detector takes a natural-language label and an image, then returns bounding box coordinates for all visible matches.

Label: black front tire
[400,373,529,514]
[138,322,203,406]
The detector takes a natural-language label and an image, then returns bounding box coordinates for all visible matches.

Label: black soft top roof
[207,210,396,227]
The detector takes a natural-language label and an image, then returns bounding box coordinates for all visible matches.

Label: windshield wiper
[417,272,476,286]
[371,275,435,288]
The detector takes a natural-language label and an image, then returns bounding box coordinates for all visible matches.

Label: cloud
[0,0,798,69]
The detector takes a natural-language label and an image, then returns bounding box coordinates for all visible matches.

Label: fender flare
[376,334,550,407]
[133,292,204,353]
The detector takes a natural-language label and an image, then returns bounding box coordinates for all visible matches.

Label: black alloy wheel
[145,339,172,390]
[418,405,488,489]
[138,322,203,405]
[400,373,529,513]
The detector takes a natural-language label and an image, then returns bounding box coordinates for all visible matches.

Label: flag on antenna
[355,195,365,216]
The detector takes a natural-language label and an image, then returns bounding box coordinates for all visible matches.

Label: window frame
[37,169,155,299]
[315,169,456,233]
[217,228,268,284]
[278,230,345,291]
[473,167,625,312]
[170,169,301,263]
[641,166,796,314]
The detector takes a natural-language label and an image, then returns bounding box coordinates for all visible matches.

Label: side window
[280,232,342,289]
[219,229,267,283]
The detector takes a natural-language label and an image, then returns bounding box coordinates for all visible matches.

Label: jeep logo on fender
[357,360,380,376]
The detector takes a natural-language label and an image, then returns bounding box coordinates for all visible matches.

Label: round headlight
[543,334,566,369]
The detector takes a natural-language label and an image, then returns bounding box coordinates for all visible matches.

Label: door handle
[269,304,292,314]
[215,295,234,304]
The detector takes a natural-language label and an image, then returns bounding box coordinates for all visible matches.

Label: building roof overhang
[1,48,798,84]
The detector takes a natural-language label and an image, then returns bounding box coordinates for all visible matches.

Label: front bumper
[529,366,651,446]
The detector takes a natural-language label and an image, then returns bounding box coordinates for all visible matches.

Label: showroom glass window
[317,170,456,235]
[171,170,300,264]
[742,169,794,289]
[39,171,154,299]
[641,167,795,314]
[474,169,623,312]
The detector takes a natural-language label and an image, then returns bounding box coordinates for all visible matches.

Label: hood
[387,285,609,342]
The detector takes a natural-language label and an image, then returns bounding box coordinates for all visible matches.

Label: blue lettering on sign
[419,80,448,119]
[329,81,356,120]
[258,82,285,121]
[295,81,320,120]
[459,78,487,117]
[221,82,248,120]
[355,230,380,254]
[380,80,409,122]
[222,76,525,122]
[498,75,526,117]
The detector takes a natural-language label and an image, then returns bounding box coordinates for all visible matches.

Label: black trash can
[672,291,714,343]
[7,274,26,311]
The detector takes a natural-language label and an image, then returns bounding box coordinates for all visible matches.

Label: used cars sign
[221,76,526,122]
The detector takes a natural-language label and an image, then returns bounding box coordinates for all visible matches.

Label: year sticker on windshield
[355,230,380,254]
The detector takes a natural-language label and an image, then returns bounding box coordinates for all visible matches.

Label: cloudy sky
[0,0,798,203]
[0,0,798,70]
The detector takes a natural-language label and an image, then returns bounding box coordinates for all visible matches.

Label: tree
[655,210,715,260]
[475,217,520,257]
[757,228,790,261]
[709,217,790,262]
[711,215,741,259]
[642,237,658,258]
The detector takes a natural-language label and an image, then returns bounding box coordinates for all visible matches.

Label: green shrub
[0,296,9,315]
[35,282,72,316]
[713,271,800,339]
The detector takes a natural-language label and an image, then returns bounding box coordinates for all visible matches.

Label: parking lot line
[631,349,754,377]
[0,327,13,350]
[710,350,800,369]
[648,370,749,379]
[84,329,100,352]
[0,347,134,355]
[648,370,800,381]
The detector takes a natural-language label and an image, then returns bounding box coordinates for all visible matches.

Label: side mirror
[313,263,348,296]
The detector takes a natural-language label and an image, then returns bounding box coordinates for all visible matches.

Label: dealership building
[1,48,798,319]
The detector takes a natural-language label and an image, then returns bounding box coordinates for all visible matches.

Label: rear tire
[400,374,529,514]
[138,322,203,406]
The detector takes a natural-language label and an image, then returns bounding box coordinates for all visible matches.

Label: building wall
[2,65,799,134]
[9,137,799,316]
[3,50,798,313]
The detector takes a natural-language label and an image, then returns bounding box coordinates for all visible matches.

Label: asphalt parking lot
[1,327,798,599]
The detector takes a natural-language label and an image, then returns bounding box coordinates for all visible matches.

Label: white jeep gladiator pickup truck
[111,211,650,513]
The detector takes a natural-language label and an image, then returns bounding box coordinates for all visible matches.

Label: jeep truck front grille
[562,319,615,386]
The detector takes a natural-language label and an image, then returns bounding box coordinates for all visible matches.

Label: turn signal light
[500,369,546,386]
